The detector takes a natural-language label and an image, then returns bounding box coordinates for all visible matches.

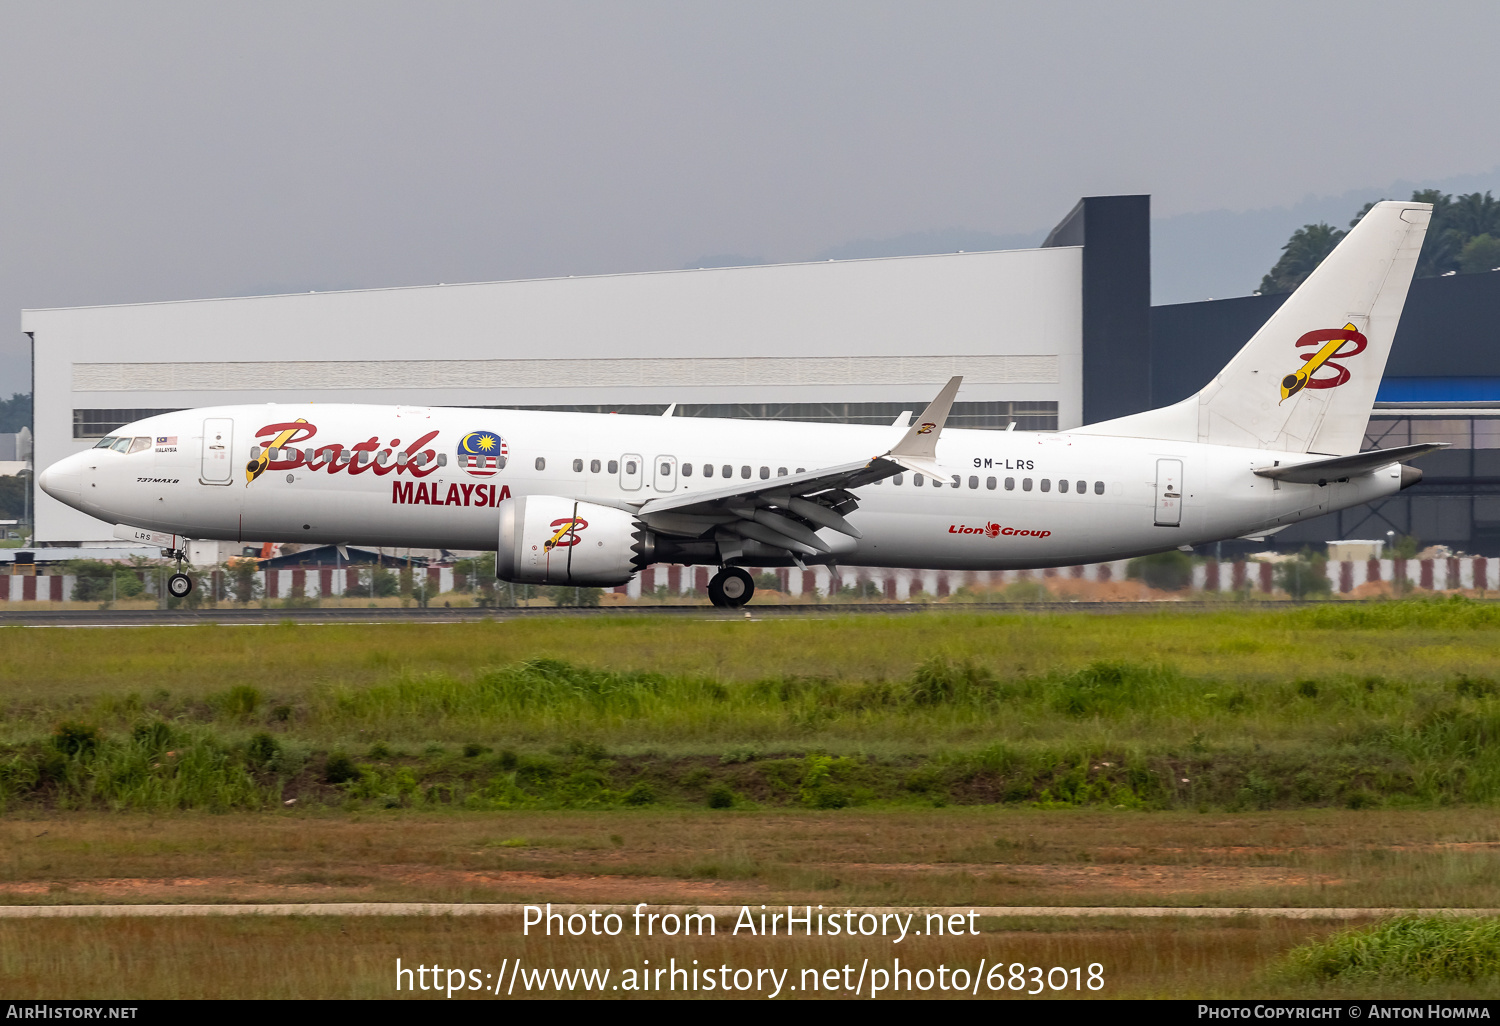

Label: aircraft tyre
[167,573,193,599]
[708,567,754,608]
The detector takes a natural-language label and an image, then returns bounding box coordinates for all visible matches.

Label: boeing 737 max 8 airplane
[39,201,1442,607]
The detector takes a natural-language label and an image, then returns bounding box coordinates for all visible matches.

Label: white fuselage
[40,404,1402,569]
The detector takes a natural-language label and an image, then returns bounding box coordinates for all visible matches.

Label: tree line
[1259,190,1500,295]
[0,392,30,434]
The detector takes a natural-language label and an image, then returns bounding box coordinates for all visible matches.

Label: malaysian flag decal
[457,430,507,477]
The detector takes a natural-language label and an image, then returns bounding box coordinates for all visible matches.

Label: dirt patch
[1087,841,1500,858]
[0,866,765,903]
[832,863,1340,893]
[951,578,1195,603]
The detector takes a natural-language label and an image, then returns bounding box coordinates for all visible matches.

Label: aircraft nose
[38,453,82,502]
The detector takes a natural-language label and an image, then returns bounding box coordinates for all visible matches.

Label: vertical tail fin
[1078,200,1431,454]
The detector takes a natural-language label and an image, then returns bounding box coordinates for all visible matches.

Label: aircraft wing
[633,458,899,555]
[628,377,963,560]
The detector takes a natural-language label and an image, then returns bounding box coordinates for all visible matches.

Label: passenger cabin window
[1040,479,1050,492]
[722,465,732,478]
[1005,477,1015,490]
[777,467,787,477]
[625,459,637,474]
[1022,478,1033,491]
[535,457,546,471]
[1058,479,1069,493]
[591,459,601,473]
[969,476,979,489]
[741,465,751,479]
[913,474,924,486]
[1094,480,1105,494]
[987,477,997,490]
[608,460,618,474]
[703,464,714,478]
[893,474,903,485]
[682,463,692,476]
[759,466,770,479]
[573,459,583,472]
[1077,480,1086,494]
[951,475,962,488]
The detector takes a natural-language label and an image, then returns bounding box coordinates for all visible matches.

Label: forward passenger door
[200,418,234,485]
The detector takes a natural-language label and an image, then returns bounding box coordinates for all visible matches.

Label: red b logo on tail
[1279,324,1367,402]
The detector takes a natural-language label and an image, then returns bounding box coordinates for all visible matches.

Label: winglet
[883,376,961,478]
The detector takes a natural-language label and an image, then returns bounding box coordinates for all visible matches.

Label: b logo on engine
[544,517,588,550]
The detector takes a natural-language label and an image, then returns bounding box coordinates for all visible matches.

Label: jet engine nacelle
[497,495,647,586]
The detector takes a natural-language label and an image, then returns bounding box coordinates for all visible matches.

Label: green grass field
[4,600,1500,999]
[15,915,1489,1000]
[4,600,1500,813]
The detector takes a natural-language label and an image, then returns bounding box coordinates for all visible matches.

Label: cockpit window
[129,437,151,453]
[94,436,118,449]
[110,437,133,453]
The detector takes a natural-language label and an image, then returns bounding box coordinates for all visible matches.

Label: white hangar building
[24,196,1151,546]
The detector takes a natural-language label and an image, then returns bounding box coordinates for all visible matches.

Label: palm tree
[1444,191,1500,240]
[1258,223,1346,295]
[1258,190,1500,290]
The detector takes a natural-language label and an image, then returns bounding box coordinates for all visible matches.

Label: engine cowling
[497,495,648,586]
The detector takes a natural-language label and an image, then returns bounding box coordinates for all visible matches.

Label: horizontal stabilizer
[1253,443,1447,484]
[1239,525,1291,541]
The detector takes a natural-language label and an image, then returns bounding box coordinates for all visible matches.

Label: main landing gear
[708,566,754,608]
[162,547,193,599]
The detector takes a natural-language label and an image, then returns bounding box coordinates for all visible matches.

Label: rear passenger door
[1154,458,1183,527]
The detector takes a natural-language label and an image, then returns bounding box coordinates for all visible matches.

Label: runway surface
[3,903,1494,919]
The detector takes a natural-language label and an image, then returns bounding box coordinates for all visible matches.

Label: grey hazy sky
[4,1,1499,395]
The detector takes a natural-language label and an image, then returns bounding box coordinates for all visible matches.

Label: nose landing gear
[708,566,754,608]
[161,546,193,598]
